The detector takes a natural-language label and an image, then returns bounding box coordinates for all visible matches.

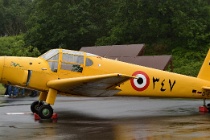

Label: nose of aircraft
[0,57,4,82]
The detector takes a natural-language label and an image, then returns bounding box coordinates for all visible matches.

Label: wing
[47,73,133,97]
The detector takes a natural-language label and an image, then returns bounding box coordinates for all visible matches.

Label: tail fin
[197,49,210,80]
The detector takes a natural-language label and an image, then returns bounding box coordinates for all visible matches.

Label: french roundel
[130,71,150,91]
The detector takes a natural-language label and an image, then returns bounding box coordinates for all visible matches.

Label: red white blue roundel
[130,71,150,91]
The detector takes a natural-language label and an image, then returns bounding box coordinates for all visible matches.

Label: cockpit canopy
[40,49,96,72]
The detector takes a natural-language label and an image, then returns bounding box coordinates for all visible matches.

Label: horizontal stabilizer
[202,86,210,90]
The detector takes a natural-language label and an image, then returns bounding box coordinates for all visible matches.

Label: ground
[0,96,210,140]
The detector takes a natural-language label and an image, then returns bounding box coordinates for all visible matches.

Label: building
[80,44,173,71]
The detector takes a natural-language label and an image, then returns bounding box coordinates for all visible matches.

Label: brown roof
[80,46,110,56]
[80,44,145,57]
[80,44,172,70]
[110,55,172,70]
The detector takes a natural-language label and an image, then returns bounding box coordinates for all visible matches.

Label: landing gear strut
[203,98,206,106]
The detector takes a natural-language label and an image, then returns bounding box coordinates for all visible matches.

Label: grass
[0,84,5,95]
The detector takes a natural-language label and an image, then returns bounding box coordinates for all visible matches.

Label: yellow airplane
[0,48,210,119]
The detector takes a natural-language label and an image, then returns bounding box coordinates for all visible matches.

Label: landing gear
[199,98,209,112]
[30,101,44,114]
[30,101,54,119]
[202,98,210,109]
[38,104,53,119]
[32,88,57,120]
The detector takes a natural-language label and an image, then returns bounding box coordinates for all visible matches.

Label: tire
[30,101,44,113]
[207,103,210,109]
[38,105,53,119]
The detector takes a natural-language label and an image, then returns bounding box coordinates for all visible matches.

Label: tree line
[1,0,210,53]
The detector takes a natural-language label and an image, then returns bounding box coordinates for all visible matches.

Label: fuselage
[0,49,209,99]
[84,56,210,99]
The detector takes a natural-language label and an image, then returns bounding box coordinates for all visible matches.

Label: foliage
[25,0,115,53]
[96,0,210,51]
[0,84,5,94]
[172,47,208,76]
[0,35,40,56]
[24,0,210,53]
[0,0,32,36]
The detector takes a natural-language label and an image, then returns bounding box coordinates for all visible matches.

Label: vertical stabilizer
[197,49,210,81]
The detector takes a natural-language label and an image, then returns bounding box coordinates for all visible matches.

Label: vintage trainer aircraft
[0,48,210,119]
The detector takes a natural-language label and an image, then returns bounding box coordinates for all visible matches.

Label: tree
[0,0,32,36]
[96,0,210,52]
[0,35,40,56]
[25,0,116,53]
[98,0,152,46]
[0,1,4,36]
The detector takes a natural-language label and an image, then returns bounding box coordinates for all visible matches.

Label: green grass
[0,84,5,95]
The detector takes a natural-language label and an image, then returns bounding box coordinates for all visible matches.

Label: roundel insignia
[130,71,150,91]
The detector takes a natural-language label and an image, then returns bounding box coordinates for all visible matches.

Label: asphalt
[0,95,210,140]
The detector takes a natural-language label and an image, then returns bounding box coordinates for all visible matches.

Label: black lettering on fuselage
[153,77,176,92]
[161,79,166,92]
[169,79,176,91]
[153,77,160,89]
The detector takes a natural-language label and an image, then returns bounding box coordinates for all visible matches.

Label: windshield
[39,49,59,72]
[40,49,59,60]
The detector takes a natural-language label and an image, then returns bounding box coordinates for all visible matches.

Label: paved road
[0,96,210,140]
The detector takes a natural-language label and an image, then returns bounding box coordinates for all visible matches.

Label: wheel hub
[42,109,50,116]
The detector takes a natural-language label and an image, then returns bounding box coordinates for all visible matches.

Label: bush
[0,35,40,57]
[172,47,207,76]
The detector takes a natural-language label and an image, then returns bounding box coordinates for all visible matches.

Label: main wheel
[38,105,53,119]
[30,101,44,113]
